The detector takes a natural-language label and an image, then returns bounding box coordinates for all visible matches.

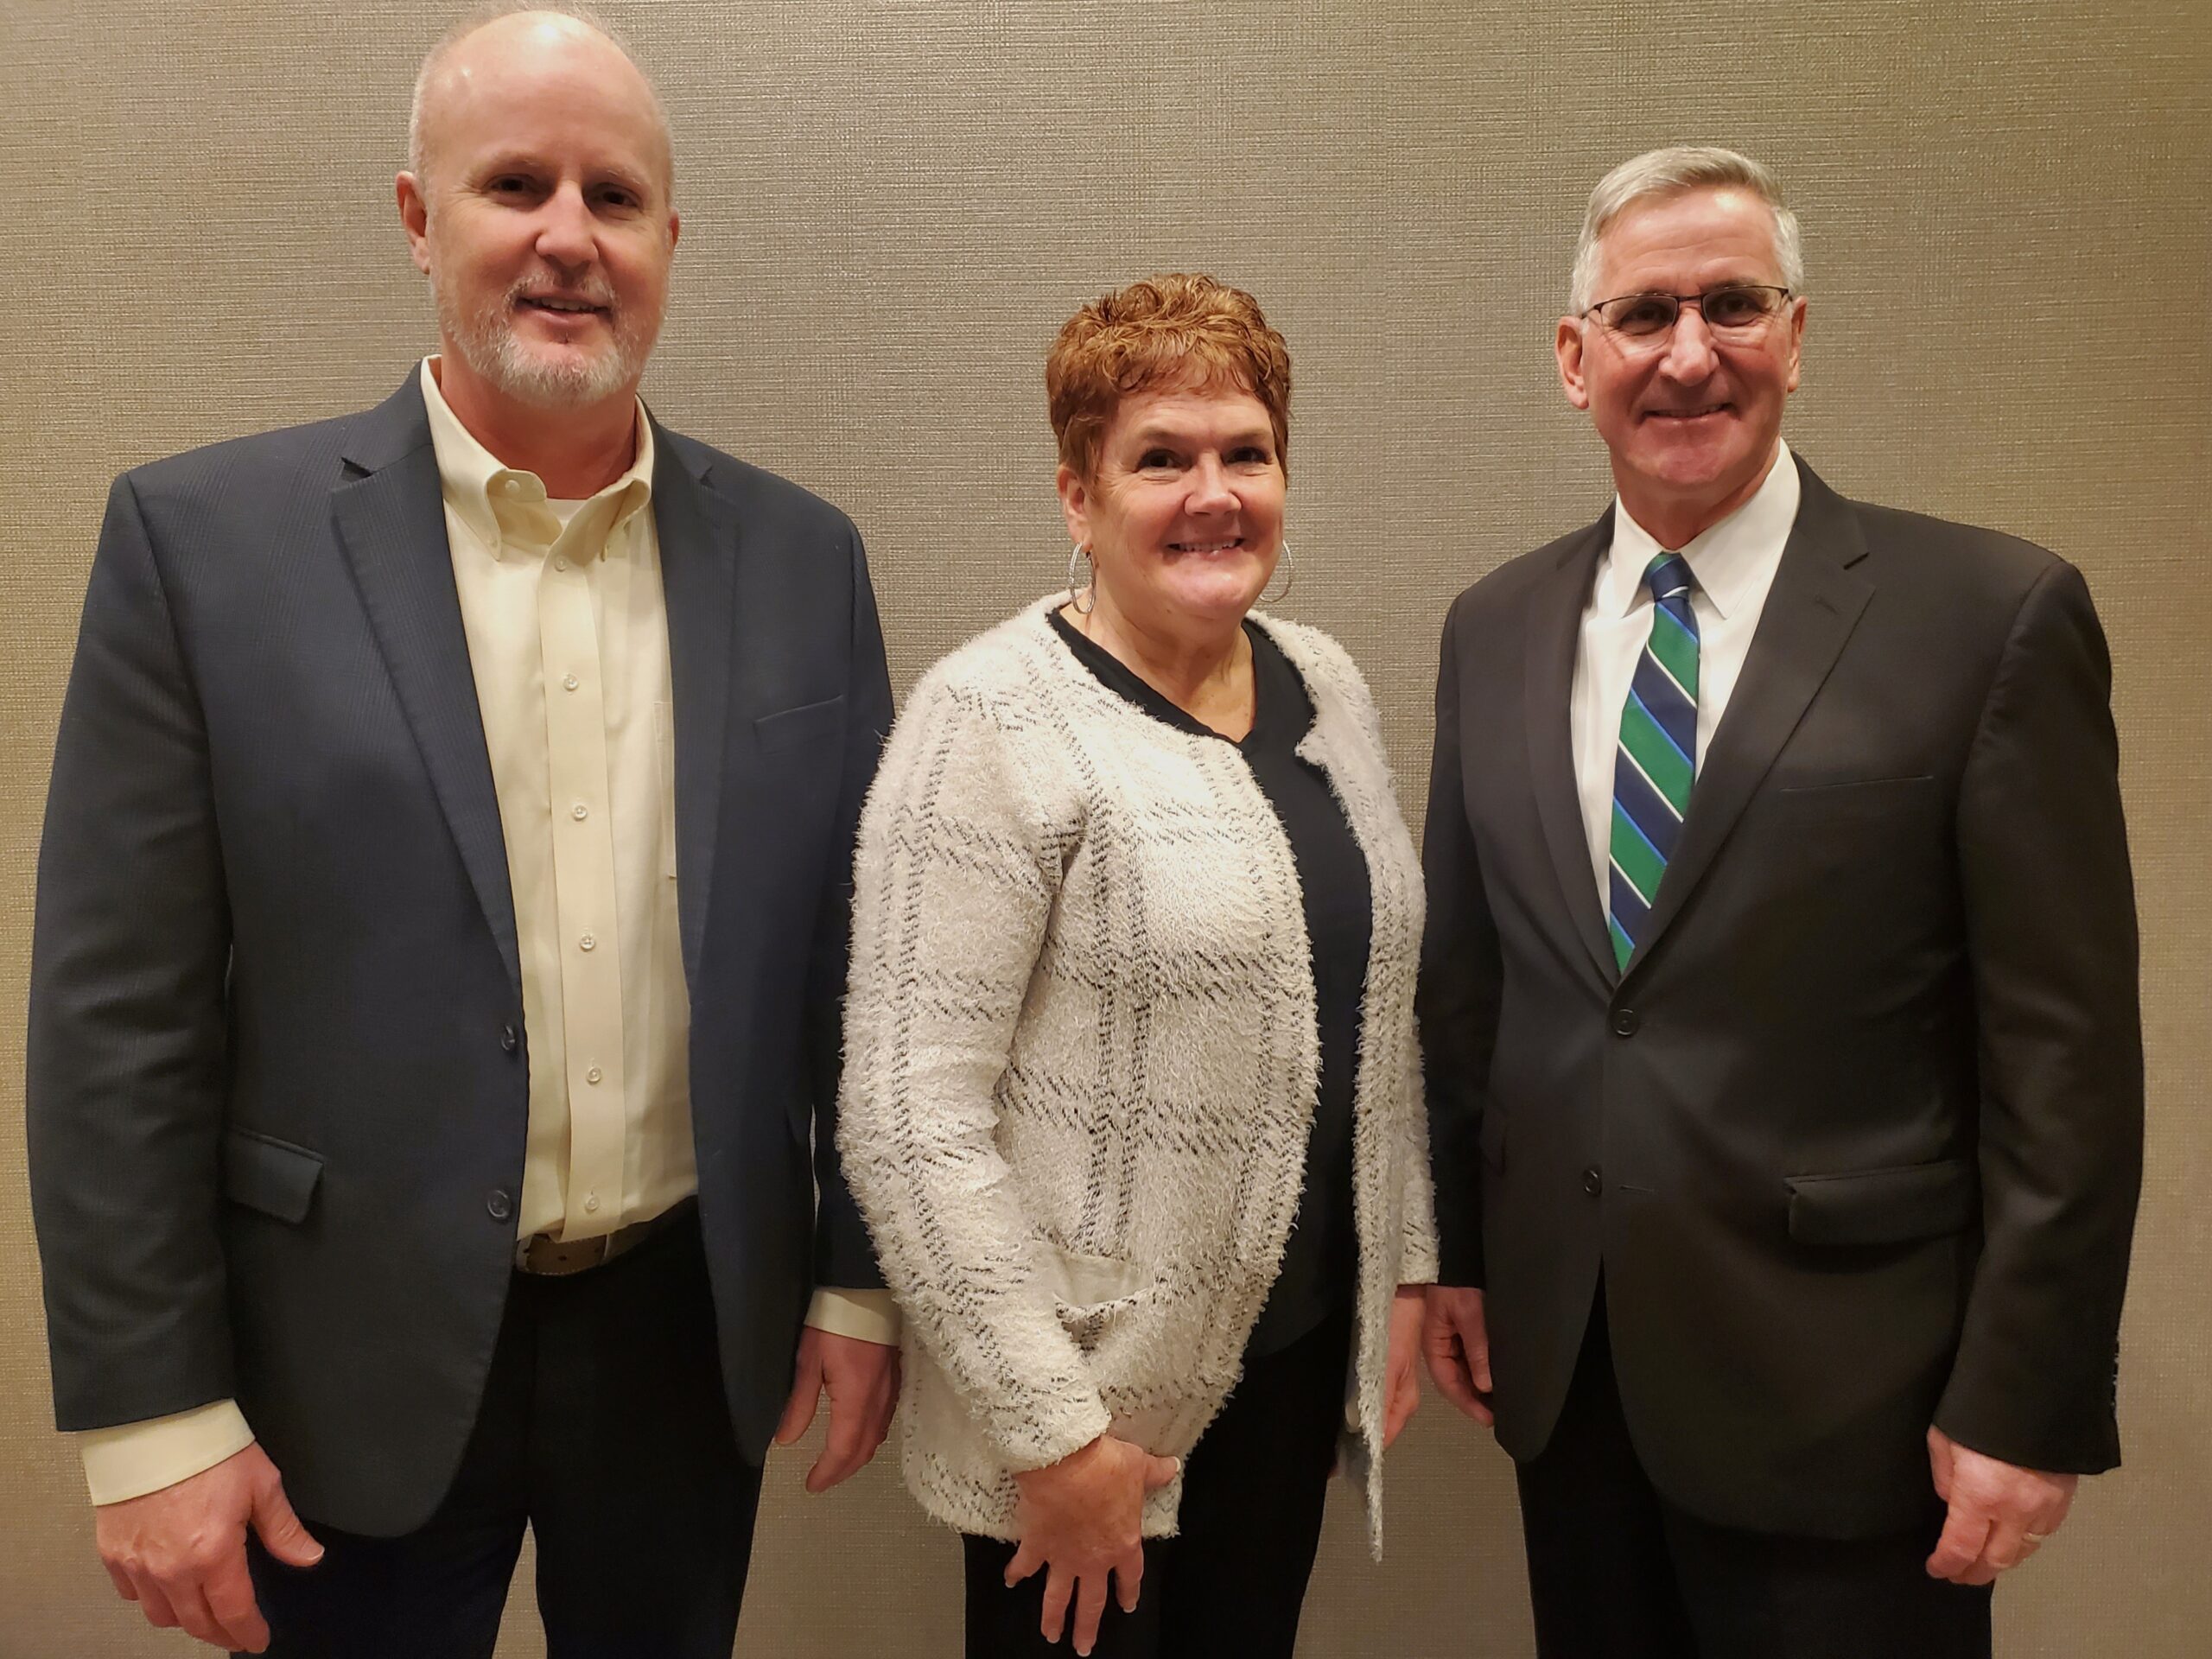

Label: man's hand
[1925,1426,2078,1586]
[95,1441,321,1653]
[774,1325,899,1493]
[1007,1434,1179,1656]
[1384,1285,1427,1447]
[1422,1285,1495,1426]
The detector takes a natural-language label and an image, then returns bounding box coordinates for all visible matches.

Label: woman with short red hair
[839,274,1437,1658]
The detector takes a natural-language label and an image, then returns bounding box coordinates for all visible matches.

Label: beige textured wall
[2,1,2204,1654]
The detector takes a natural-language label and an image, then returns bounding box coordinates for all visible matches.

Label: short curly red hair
[1046,273,1293,483]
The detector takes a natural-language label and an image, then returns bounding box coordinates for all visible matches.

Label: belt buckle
[515,1229,616,1276]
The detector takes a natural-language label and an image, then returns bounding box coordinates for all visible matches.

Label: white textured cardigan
[838,598,1439,1555]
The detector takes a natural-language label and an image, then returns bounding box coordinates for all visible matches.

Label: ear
[397,173,433,276]
[1055,462,1091,549]
[1555,315,1591,410]
[666,209,681,255]
[1783,295,1806,394]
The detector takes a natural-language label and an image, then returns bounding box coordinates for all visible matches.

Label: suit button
[1611,1007,1640,1037]
[486,1189,514,1222]
[1582,1166,1604,1197]
[499,1024,519,1054]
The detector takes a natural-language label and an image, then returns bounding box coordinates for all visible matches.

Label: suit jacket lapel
[650,424,734,993]
[1629,458,1873,970]
[334,378,522,995]
[1525,512,1619,986]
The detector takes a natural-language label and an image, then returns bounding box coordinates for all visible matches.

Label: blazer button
[1611,1007,1640,1037]
[1582,1166,1604,1197]
[486,1189,514,1222]
[499,1024,519,1054]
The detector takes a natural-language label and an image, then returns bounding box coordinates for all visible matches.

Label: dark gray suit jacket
[28,375,893,1535]
[1418,455,2142,1537]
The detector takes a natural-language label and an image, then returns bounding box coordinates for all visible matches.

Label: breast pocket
[754,695,847,758]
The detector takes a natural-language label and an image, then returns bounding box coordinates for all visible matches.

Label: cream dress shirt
[80,360,893,1504]
[1568,439,1801,903]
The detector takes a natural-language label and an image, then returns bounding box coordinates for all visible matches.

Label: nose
[1657,304,1719,383]
[1186,455,1237,512]
[533,181,598,270]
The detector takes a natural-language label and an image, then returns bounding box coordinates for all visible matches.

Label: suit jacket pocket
[1768,775,1938,823]
[1785,1158,1974,1247]
[221,1128,325,1224]
[754,694,847,756]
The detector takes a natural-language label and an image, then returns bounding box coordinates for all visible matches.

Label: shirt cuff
[805,1286,901,1345]
[79,1401,256,1506]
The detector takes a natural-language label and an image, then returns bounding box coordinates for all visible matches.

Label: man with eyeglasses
[1417,146,2141,1656]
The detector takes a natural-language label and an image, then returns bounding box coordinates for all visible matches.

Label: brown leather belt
[513,1197,697,1277]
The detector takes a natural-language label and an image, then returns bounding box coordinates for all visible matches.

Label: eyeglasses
[1582,284,1793,342]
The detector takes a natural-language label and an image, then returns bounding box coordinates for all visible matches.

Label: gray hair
[407,4,672,195]
[1568,146,1803,313]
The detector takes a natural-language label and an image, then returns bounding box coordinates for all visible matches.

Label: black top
[1049,608,1371,1356]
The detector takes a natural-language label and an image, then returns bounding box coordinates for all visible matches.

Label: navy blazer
[28,375,893,1535]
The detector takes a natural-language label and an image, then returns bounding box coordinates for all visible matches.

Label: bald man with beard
[28,9,899,1653]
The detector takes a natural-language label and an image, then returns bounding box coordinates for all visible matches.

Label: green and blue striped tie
[1608,552,1700,970]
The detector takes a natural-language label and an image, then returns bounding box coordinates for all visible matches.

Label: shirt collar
[418,356,655,560]
[1599,438,1801,620]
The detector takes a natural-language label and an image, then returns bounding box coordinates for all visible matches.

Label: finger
[1980,1516,2036,1576]
[103,1558,138,1601]
[773,1369,821,1447]
[1384,1370,1420,1447]
[1038,1565,1073,1645]
[1004,1537,1045,1588]
[1071,1568,1109,1656]
[134,1573,181,1630]
[1926,1426,1955,1502]
[805,1400,872,1494]
[1468,1326,1493,1395]
[1141,1454,1180,1492]
[1925,1502,1992,1582]
[205,1548,272,1653]
[1115,1542,1145,1612]
[162,1581,230,1649]
[251,1478,325,1568]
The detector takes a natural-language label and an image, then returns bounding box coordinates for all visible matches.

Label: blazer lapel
[1525,512,1618,986]
[650,425,734,992]
[333,377,521,993]
[1628,458,1873,969]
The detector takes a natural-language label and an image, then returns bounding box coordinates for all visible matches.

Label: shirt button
[1582,1166,1604,1198]
[572,804,588,821]
[1611,1007,1640,1038]
[586,1066,603,1084]
[499,478,523,496]
[579,932,596,951]
[486,1188,514,1222]
[583,1192,601,1214]
[499,1024,518,1053]
[563,674,580,691]
[553,556,569,571]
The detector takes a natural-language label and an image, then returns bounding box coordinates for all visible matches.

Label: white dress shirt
[79,360,893,1505]
[1568,441,1802,904]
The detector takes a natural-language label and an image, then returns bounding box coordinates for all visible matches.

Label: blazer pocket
[1478,1108,1507,1173]
[221,1128,325,1224]
[1785,1158,1974,1247]
[1769,775,1938,823]
[753,694,847,756]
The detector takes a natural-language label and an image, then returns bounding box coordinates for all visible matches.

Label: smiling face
[398,15,677,417]
[1058,380,1286,639]
[1557,186,1805,543]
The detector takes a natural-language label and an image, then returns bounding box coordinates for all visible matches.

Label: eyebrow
[472,153,656,195]
[1128,423,1274,448]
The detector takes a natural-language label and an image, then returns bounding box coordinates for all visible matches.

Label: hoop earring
[1260,539,1294,606]
[1066,543,1096,614]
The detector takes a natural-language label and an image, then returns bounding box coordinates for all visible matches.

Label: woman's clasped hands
[1006,1433,1182,1655]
